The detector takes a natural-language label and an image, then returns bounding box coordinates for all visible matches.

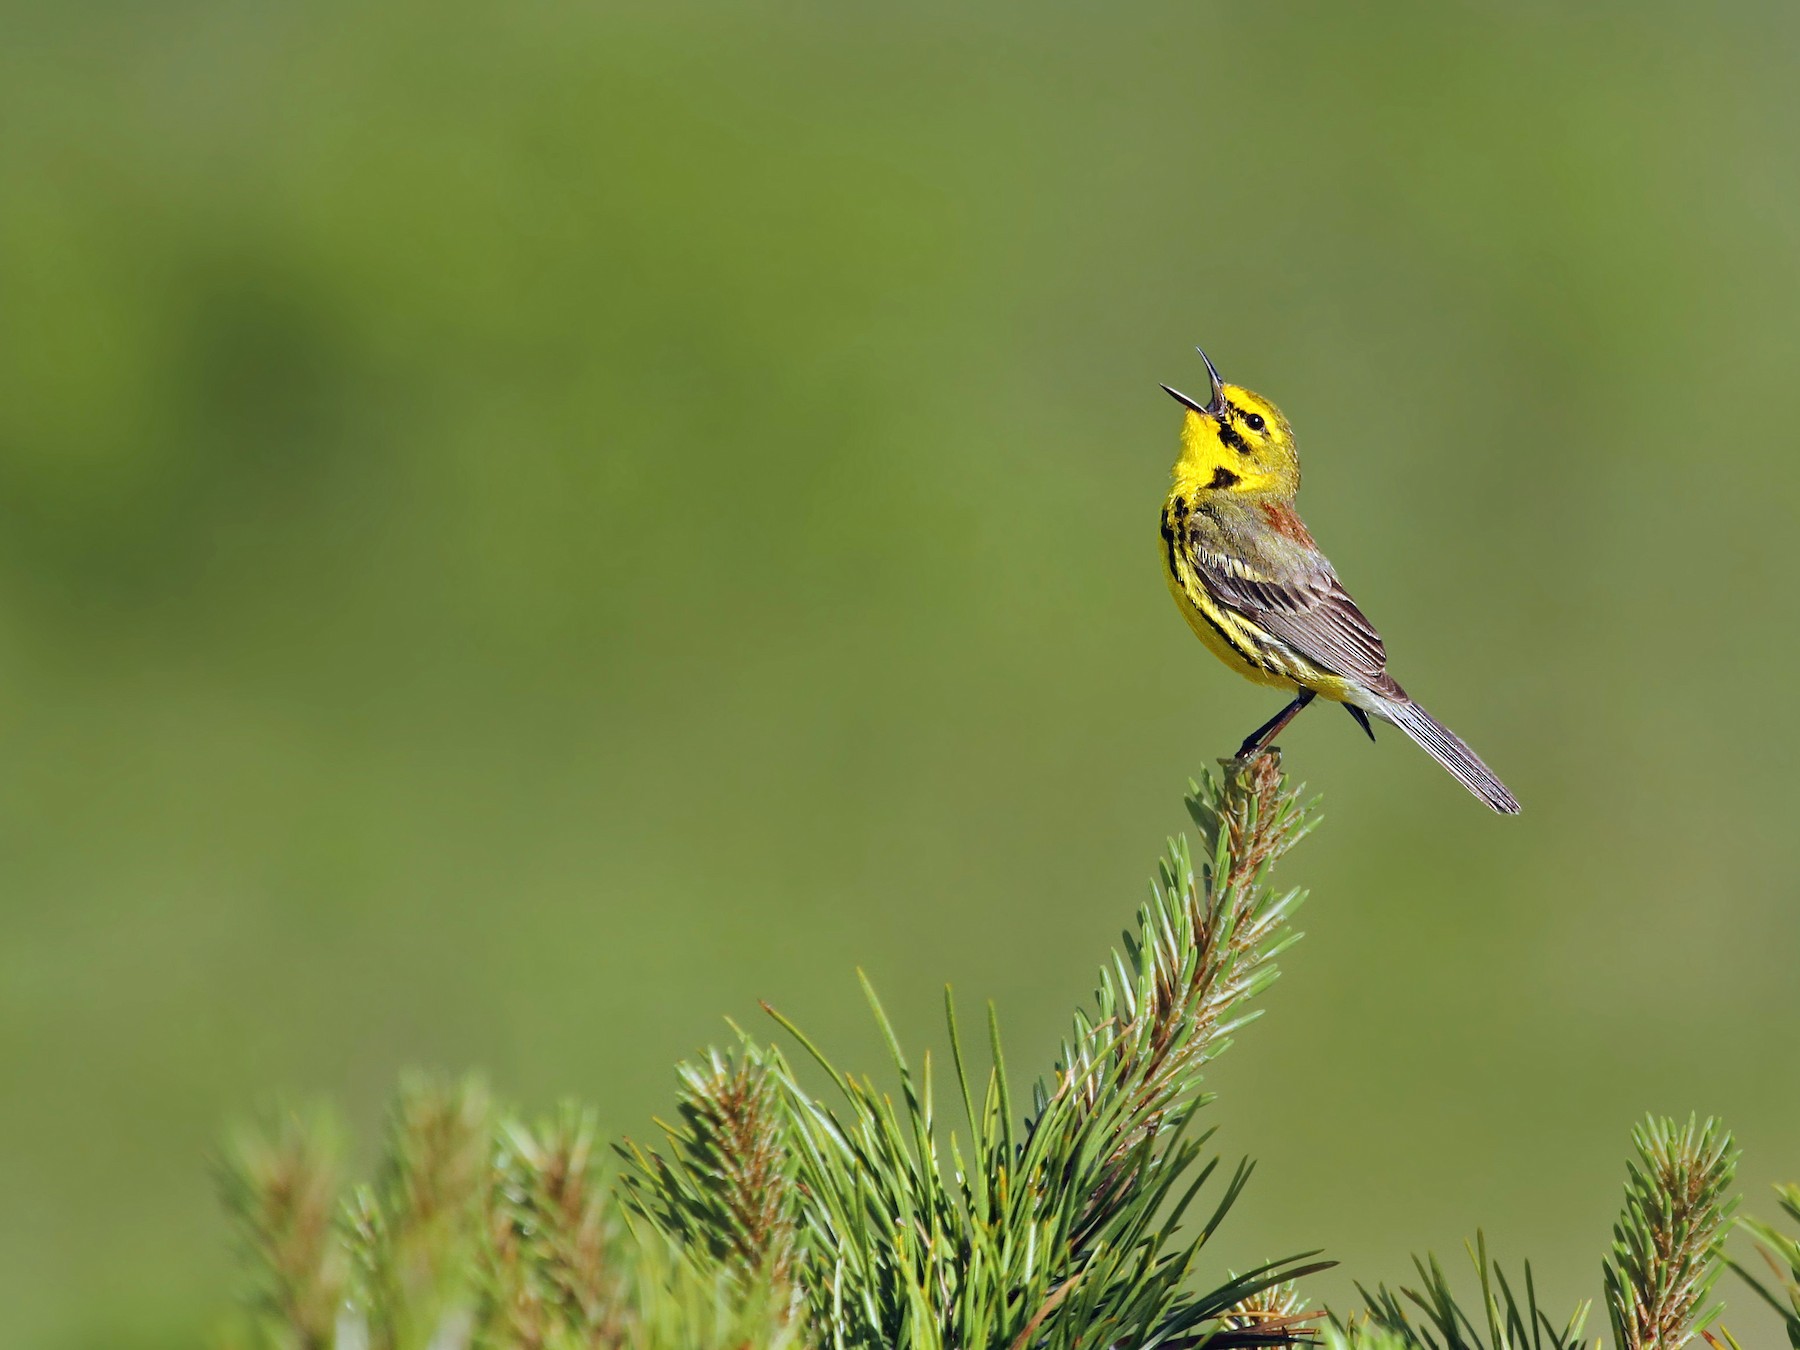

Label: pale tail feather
[1374,698,1521,814]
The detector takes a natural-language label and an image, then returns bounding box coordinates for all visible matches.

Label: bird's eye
[1244,412,1265,432]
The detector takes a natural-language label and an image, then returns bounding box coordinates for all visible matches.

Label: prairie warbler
[1159,349,1519,814]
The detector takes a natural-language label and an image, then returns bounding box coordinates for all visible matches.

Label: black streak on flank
[1159,508,1175,542]
[1208,467,1241,490]
[1173,495,1187,516]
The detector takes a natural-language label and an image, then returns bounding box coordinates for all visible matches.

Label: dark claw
[1344,704,1377,743]
[1237,689,1317,759]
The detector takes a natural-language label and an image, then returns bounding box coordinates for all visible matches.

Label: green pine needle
[1727,1183,1800,1348]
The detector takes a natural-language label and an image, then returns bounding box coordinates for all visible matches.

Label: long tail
[1374,697,1521,814]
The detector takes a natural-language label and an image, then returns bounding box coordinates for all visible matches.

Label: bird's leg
[1344,703,1377,742]
[1236,689,1316,759]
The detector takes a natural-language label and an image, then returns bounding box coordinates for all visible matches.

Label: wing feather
[1187,540,1399,696]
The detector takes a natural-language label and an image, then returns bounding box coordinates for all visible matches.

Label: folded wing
[1188,544,1402,698]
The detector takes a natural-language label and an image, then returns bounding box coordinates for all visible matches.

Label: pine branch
[1340,1117,1739,1350]
[481,1104,620,1347]
[1345,1233,1590,1350]
[745,749,1330,1349]
[219,1080,799,1350]
[1604,1116,1739,1350]
[1050,751,1316,1238]
[217,756,1333,1348]
[343,1073,494,1350]
[618,1037,801,1289]
[1727,1183,1800,1348]
[213,759,1770,1350]
[1223,1277,1324,1347]
[217,1105,349,1350]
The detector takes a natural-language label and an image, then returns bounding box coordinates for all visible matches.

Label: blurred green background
[5,1,1800,1344]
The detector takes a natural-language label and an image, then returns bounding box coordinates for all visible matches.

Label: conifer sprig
[1343,1235,1590,1350]
[222,1076,800,1350]
[1604,1116,1739,1350]
[224,758,1343,1349]
[1339,1117,1740,1350]
[217,1106,349,1350]
[214,757,1776,1350]
[343,1074,493,1350]
[618,1038,800,1289]
[1226,1279,1316,1345]
[482,1104,619,1345]
[1053,752,1316,1198]
[719,752,1329,1350]
[1728,1184,1800,1347]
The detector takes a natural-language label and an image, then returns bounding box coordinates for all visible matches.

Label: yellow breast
[1158,502,1291,690]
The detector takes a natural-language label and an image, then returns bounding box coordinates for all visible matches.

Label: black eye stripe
[1222,399,1266,436]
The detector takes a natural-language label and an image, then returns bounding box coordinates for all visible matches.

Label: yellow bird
[1159,348,1520,814]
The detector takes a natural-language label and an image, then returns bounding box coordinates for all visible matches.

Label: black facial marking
[1215,419,1253,456]
[1208,466,1241,490]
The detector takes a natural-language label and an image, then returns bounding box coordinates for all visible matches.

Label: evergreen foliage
[220,1079,799,1350]
[218,1105,348,1350]
[685,752,1329,1350]
[1602,1118,1738,1350]
[1342,1235,1592,1350]
[1334,1119,1740,1350]
[215,754,1791,1349]
[1732,1185,1800,1347]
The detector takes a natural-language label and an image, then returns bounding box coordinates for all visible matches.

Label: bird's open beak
[1160,383,1212,417]
[1160,347,1227,418]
